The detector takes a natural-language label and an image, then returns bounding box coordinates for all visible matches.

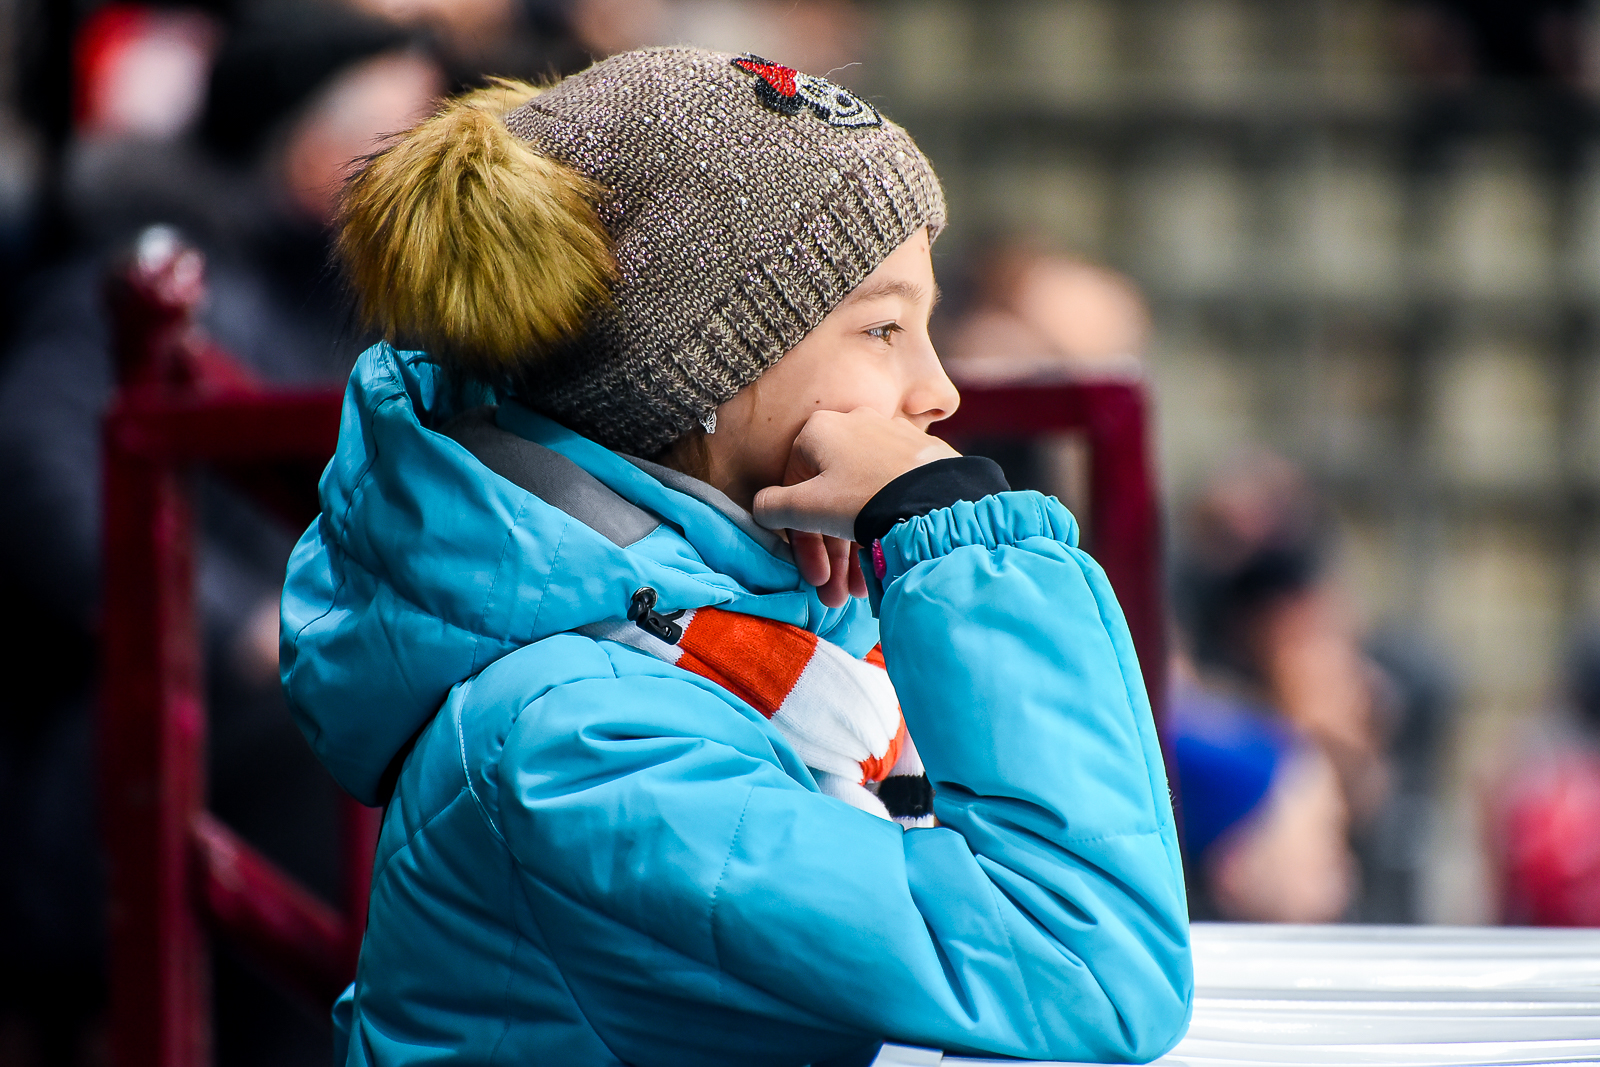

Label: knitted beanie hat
[339,47,945,455]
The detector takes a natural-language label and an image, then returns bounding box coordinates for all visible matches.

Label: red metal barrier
[939,376,1168,741]
[100,230,376,1067]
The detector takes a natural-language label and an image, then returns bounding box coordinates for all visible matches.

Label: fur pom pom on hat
[340,79,615,385]
[339,47,945,456]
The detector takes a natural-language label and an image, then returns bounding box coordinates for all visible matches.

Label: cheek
[727,340,899,485]
[718,387,810,486]
[816,358,901,417]
[774,364,899,439]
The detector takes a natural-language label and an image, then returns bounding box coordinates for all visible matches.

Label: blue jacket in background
[281,343,1192,1066]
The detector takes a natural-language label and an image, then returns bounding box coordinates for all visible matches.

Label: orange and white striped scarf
[584,604,934,826]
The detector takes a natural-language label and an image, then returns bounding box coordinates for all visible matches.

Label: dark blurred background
[5,1,1600,1064]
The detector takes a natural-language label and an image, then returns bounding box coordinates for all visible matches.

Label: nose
[902,343,960,431]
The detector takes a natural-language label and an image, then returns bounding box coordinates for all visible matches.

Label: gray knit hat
[339,47,945,455]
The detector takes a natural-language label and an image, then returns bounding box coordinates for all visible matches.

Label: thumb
[751,481,806,531]
[753,478,852,539]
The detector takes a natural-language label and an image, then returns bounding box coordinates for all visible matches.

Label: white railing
[879,923,1600,1066]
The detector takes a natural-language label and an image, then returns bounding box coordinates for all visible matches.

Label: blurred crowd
[5,0,1600,1065]
[0,5,596,1066]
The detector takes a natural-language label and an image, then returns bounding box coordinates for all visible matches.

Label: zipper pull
[629,586,685,644]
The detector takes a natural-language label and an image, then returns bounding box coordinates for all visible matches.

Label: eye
[865,322,902,343]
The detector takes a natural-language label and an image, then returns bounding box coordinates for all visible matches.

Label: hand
[788,531,867,609]
[754,409,960,606]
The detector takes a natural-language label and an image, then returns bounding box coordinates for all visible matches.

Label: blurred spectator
[0,8,444,1065]
[1491,627,1600,927]
[65,3,435,246]
[1174,453,1391,825]
[537,0,669,59]
[74,4,218,141]
[1169,452,1449,922]
[348,0,521,58]
[1170,666,1354,923]
[488,0,870,75]
[664,0,867,84]
[944,247,1149,383]
[344,0,589,89]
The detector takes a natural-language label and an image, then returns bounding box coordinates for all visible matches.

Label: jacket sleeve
[493,490,1191,1066]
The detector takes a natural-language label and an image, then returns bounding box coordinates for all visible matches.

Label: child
[282,47,1190,1066]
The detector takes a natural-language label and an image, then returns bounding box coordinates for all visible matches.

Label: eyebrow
[842,278,942,308]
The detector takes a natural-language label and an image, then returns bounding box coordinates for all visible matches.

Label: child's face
[705,227,958,511]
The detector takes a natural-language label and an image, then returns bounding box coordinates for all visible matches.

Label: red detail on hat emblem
[731,53,882,129]
[733,56,797,98]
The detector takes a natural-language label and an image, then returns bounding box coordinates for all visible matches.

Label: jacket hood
[282,342,876,804]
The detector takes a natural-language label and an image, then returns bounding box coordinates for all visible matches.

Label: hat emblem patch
[732,55,882,129]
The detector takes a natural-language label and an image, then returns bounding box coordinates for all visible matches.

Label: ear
[337,78,616,380]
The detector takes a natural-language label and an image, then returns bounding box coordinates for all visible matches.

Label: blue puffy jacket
[282,343,1192,1066]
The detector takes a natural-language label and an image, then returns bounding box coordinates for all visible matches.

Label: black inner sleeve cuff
[853,456,1011,545]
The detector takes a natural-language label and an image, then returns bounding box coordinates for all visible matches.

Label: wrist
[853,456,1010,545]
[875,490,1079,588]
